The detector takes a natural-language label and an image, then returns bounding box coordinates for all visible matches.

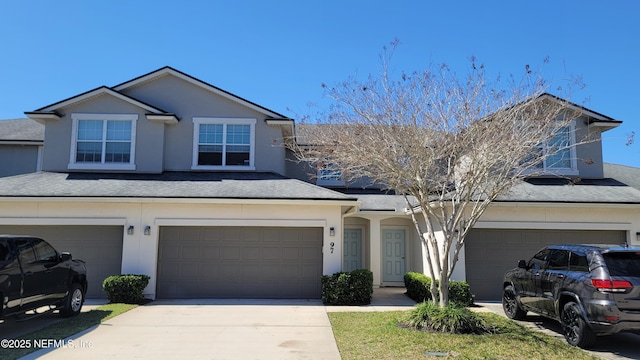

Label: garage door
[465,229,626,300]
[0,225,123,298]
[157,226,323,299]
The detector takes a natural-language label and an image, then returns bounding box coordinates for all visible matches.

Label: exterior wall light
[144,226,151,236]
[127,225,134,235]
[330,227,335,236]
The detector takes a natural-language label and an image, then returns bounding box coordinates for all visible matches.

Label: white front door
[382,229,406,282]
[343,228,362,272]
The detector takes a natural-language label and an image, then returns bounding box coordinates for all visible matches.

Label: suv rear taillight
[592,279,633,293]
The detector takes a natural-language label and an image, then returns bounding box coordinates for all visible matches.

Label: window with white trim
[70,113,137,170]
[316,163,345,186]
[192,118,256,169]
[528,122,578,175]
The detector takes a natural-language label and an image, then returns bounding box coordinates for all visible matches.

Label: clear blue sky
[1,1,638,166]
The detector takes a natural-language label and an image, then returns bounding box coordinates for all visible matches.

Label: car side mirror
[518,260,527,269]
[60,252,72,261]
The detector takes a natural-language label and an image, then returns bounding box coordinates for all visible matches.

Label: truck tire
[60,283,84,318]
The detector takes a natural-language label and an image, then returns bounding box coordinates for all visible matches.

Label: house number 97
[330,242,335,254]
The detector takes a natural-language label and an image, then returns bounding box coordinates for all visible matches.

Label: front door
[343,229,362,272]
[382,229,406,282]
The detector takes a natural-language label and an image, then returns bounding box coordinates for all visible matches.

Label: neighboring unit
[0,235,87,318]
[0,119,43,177]
[503,244,640,347]
[0,67,638,301]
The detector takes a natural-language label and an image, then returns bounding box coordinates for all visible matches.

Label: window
[569,251,589,272]
[528,123,577,175]
[317,165,345,186]
[529,249,550,270]
[70,113,137,170]
[547,250,569,270]
[192,118,256,169]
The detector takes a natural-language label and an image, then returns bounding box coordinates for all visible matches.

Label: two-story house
[0,67,638,301]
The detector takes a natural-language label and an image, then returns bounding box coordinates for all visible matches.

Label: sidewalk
[325,287,417,312]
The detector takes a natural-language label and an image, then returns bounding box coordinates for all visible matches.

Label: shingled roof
[0,171,358,201]
[0,118,43,142]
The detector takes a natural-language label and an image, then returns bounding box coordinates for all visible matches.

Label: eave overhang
[265,118,295,138]
[145,114,179,124]
[24,111,62,123]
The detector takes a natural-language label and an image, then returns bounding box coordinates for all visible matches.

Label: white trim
[38,87,164,113]
[0,217,127,226]
[69,113,138,171]
[191,117,256,170]
[522,121,578,176]
[154,218,327,227]
[474,221,631,231]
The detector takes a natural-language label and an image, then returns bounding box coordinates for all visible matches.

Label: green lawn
[0,303,137,360]
[329,311,599,360]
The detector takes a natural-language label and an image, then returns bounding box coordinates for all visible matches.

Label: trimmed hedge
[322,269,373,305]
[404,272,474,306]
[103,274,150,304]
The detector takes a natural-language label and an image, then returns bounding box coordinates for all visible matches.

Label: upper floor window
[70,113,137,170]
[316,166,345,186]
[526,122,578,176]
[192,117,256,170]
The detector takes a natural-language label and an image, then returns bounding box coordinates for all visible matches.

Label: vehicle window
[603,252,640,277]
[529,249,550,270]
[548,250,569,270]
[569,251,589,272]
[32,240,58,263]
[0,240,9,262]
[17,239,37,264]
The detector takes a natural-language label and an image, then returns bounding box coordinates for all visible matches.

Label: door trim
[381,227,408,284]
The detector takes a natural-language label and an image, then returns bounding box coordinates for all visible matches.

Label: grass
[329,311,600,360]
[0,303,137,360]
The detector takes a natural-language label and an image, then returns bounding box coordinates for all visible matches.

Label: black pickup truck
[0,235,87,319]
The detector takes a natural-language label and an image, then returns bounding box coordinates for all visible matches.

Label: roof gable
[113,66,290,120]
[25,86,173,122]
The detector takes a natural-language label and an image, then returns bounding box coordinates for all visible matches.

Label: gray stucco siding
[574,114,604,178]
[120,75,288,174]
[41,96,166,173]
[0,145,40,177]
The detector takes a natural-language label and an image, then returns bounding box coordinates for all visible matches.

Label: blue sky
[1,1,639,166]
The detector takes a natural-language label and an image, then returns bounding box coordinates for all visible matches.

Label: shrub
[404,272,474,306]
[401,301,490,334]
[103,274,150,304]
[322,269,373,305]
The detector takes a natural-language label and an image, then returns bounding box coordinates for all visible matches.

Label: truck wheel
[60,283,84,318]
[561,302,596,348]
[502,285,526,320]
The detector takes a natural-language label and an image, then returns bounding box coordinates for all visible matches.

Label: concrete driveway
[476,302,640,360]
[23,299,341,360]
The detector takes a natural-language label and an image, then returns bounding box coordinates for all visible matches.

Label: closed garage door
[465,229,626,300]
[157,226,323,299]
[0,225,123,298]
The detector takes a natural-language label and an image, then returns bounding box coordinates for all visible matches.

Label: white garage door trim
[0,217,126,226]
[155,218,327,227]
[475,221,631,231]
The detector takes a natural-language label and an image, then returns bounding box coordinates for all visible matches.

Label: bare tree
[289,43,583,307]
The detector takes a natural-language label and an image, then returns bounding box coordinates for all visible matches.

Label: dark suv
[502,244,640,348]
[0,235,88,319]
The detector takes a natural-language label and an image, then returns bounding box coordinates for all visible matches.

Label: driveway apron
[24,299,340,360]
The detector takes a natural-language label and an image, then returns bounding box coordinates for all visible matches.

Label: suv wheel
[60,283,84,318]
[502,285,526,320]
[561,302,595,348]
